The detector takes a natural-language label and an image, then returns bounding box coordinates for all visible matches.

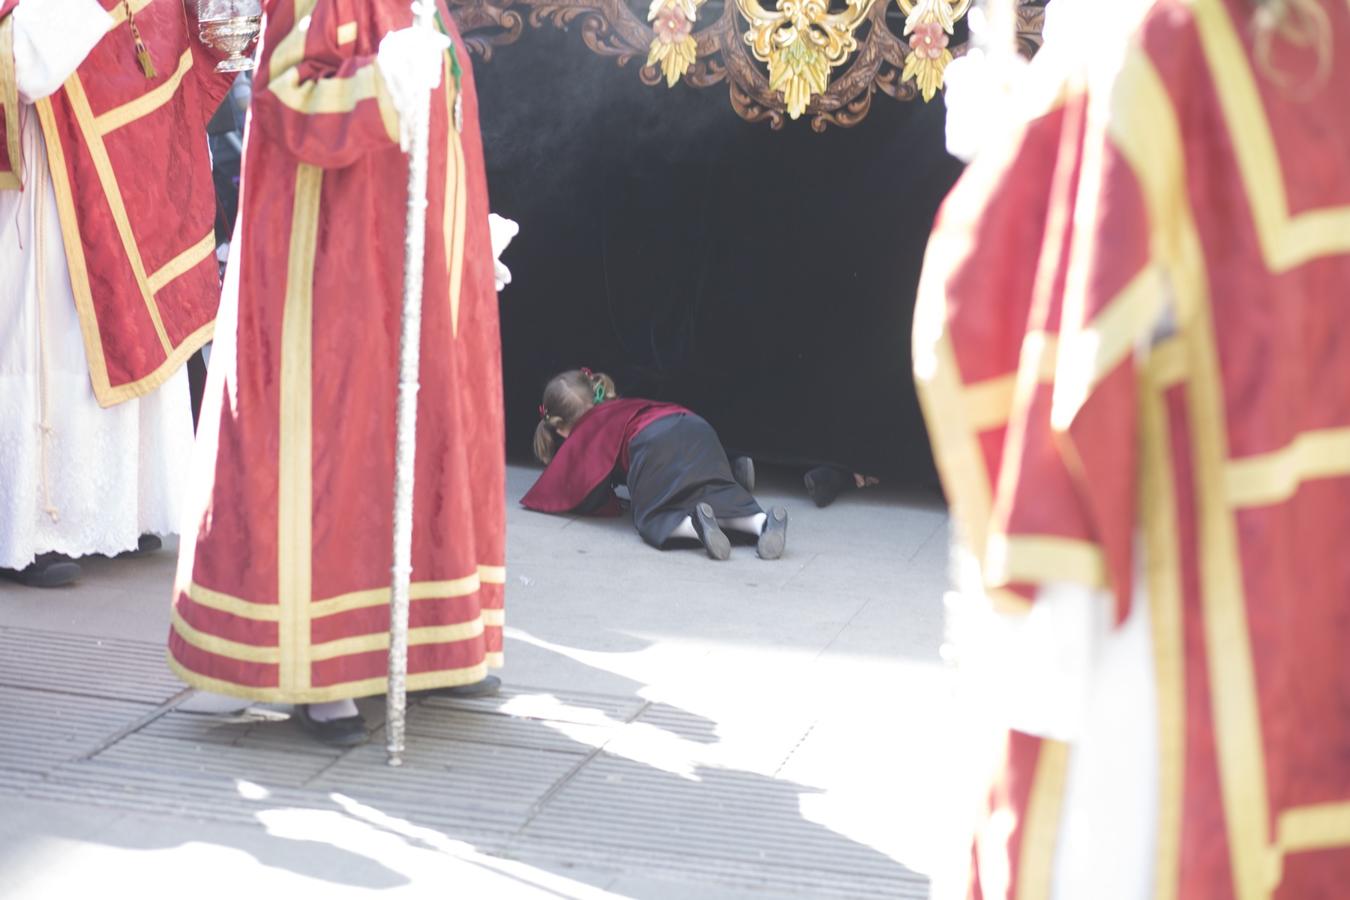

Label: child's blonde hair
[533,368,618,463]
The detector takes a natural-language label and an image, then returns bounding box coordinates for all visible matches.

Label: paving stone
[0,686,156,776]
[0,627,182,705]
[517,754,925,899]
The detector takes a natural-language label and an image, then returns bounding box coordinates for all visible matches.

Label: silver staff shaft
[387,0,439,768]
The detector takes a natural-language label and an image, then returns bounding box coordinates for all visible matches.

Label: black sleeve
[572,478,617,515]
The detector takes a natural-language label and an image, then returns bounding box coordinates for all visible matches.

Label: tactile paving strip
[0,767,36,797]
[0,627,182,705]
[2,632,928,898]
[0,687,154,776]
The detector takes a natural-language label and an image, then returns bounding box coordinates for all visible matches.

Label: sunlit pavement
[0,464,962,899]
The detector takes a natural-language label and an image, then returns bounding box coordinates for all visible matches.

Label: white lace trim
[0,101,193,571]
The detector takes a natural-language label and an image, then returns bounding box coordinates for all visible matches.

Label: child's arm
[570,479,621,517]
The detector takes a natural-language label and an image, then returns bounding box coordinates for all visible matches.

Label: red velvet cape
[521,398,688,515]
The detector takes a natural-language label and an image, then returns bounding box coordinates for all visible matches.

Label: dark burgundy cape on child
[522,398,762,547]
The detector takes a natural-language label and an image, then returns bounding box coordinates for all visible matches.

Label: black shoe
[0,553,82,588]
[692,502,731,561]
[757,506,788,560]
[731,457,756,493]
[416,675,502,699]
[116,533,162,559]
[294,704,368,747]
[804,465,850,508]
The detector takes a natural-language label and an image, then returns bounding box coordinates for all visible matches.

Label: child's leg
[664,510,730,560]
[755,507,788,560]
[670,517,697,541]
[715,507,788,560]
[691,503,731,560]
[719,513,767,535]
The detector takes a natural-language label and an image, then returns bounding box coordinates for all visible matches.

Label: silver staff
[387,0,439,767]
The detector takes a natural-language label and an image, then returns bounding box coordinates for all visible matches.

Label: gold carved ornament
[448,0,1044,130]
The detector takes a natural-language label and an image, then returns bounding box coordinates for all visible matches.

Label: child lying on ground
[521,369,788,560]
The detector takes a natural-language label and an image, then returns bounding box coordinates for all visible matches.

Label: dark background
[471,23,963,484]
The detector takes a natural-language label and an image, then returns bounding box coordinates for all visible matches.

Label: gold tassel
[135,37,156,79]
[123,0,156,79]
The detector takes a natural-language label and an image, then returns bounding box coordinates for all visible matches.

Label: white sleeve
[952,580,1107,741]
[489,213,519,262]
[489,213,518,292]
[13,0,112,103]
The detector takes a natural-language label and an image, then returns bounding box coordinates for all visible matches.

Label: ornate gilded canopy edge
[449,0,1045,130]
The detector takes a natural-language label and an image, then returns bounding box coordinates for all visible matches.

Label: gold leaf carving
[450,0,1043,129]
[737,0,871,118]
[897,0,971,101]
[646,0,701,85]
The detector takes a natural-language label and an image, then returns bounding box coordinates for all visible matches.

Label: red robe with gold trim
[1,0,231,405]
[170,0,505,703]
[916,1,1350,896]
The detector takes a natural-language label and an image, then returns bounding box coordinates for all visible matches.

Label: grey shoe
[732,457,756,493]
[692,502,731,561]
[757,506,788,560]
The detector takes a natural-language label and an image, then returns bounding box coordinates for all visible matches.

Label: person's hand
[942,49,1026,163]
[489,213,519,292]
[12,0,113,102]
[376,26,451,151]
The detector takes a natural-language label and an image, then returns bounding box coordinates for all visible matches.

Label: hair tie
[593,383,606,404]
[580,367,593,378]
[538,404,548,419]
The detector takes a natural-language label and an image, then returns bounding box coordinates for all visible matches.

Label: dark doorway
[474,25,961,484]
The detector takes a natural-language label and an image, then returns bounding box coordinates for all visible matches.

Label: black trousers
[626,413,762,548]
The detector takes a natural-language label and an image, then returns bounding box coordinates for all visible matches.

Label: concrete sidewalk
[0,464,956,899]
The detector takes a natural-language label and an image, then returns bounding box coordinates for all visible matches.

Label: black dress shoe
[731,457,756,493]
[804,465,850,508]
[115,534,163,559]
[0,553,82,588]
[415,675,502,699]
[294,704,368,747]
[757,506,789,560]
[692,502,731,560]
